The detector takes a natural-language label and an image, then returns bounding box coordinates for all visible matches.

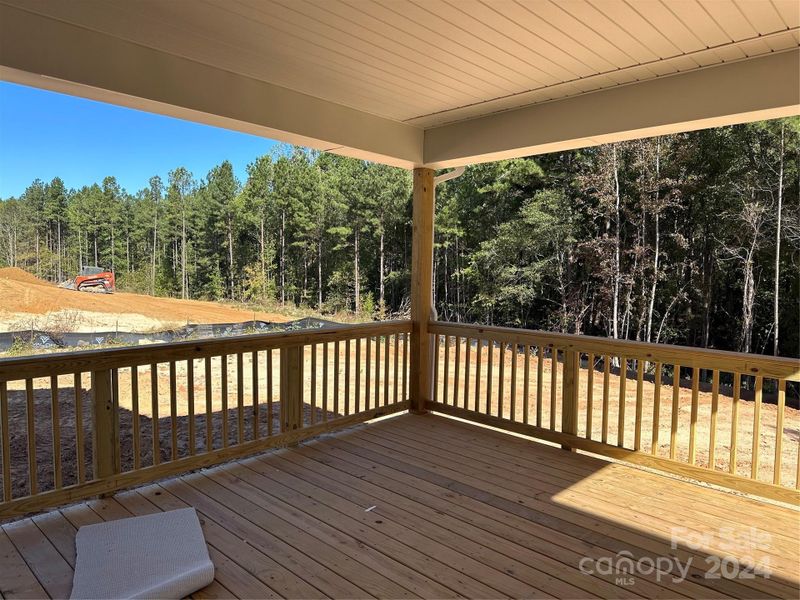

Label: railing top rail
[0,319,411,381]
[429,321,800,381]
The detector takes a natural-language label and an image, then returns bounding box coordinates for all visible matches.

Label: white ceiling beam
[0,3,423,169]
[424,50,800,168]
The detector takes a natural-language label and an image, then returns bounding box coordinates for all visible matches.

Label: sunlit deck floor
[2,413,798,599]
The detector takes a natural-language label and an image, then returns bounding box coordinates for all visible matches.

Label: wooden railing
[428,321,800,505]
[0,320,411,518]
[3,316,797,517]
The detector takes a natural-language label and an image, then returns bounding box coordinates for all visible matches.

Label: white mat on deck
[70,507,215,599]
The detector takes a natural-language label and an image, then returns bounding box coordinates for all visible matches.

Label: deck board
[397,416,797,534]
[223,460,522,598]
[376,420,800,577]
[350,421,797,599]
[1,412,797,599]
[0,528,47,600]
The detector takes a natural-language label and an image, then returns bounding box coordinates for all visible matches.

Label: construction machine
[59,266,115,293]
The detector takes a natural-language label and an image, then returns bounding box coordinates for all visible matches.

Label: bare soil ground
[0,267,290,333]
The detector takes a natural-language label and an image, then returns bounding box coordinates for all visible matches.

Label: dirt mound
[0,267,290,331]
[0,266,48,285]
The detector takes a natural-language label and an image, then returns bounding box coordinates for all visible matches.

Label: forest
[0,117,797,357]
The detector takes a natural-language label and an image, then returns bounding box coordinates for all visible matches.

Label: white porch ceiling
[4,0,798,127]
[1,0,799,167]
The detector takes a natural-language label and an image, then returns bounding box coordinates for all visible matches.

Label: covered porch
[1,1,799,598]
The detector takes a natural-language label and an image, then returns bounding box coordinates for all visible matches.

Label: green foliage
[241,263,277,305]
[6,338,36,357]
[1,118,797,355]
[360,292,376,319]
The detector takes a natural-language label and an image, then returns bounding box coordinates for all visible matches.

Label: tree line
[1,119,797,356]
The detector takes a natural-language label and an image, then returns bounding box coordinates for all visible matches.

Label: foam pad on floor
[70,507,215,599]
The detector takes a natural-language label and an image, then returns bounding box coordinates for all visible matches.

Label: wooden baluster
[392,334,400,406]
[91,369,117,484]
[452,336,461,408]
[709,369,719,469]
[204,357,212,451]
[1,381,11,500]
[486,340,493,415]
[150,363,159,465]
[617,357,627,447]
[128,366,139,470]
[50,375,62,488]
[670,365,680,460]
[169,361,178,459]
[510,343,518,421]
[365,337,371,410]
[651,363,662,454]
[402,333,409,402]
[550,348,558,430]
[729,372,740,474]
[432,334,440,405]
[451,336,460,408]
[586,353,594,439]
[74,372,85,483]
[250,352,258,440]
[221,355,229,445]
[474,339,482,412]
[25,378,36,494]
[374,337,381,408]
[443,335,450,406]
[634,359,644,451]
[345,339,351,416]
[576,353,594,440]
[334,340,340,416]
[463,338,471,410]
[187,360,195,454]
[267,350,274,434]
[497,342,505,419]
[523,345,531,425]
[111,369,121,474]
[354,339,361,413]
[688,366,699,465]
[310,345,317,424]
[774,379,786,485]
[751,376,763,479]
[322,343,328,421]
[536,346,544,427]
[383,334,390,407]
[601,356,610,443]
[236,353,244,444]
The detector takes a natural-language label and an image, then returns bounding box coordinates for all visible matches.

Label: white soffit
[0,0,799,168]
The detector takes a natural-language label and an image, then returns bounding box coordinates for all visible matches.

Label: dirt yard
[0,267,290,333]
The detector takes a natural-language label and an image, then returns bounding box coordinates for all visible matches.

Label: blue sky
[0,82,279,198]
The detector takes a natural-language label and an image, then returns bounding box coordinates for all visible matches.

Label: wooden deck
[1,412,798,599]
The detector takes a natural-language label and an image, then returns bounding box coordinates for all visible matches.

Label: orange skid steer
[59,266,116,293]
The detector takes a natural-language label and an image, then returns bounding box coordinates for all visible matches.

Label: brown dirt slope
[0,267,290,328]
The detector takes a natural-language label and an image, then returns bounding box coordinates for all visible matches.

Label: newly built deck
[1,413,798,599]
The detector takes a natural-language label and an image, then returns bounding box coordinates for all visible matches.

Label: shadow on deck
[1,412,798,599]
